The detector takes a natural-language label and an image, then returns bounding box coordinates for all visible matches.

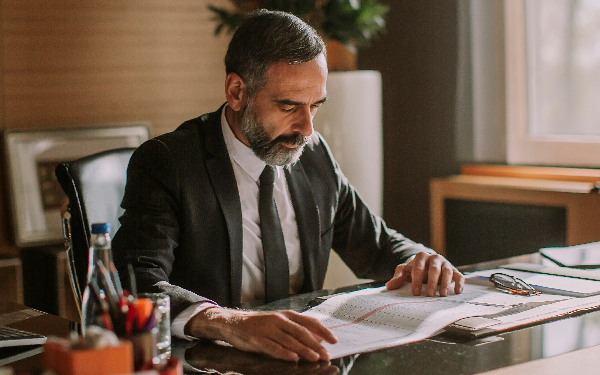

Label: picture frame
[4,124,150,247]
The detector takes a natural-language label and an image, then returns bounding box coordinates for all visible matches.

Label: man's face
[240,54,328,166]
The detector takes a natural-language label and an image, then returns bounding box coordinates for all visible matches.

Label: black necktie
[259,166,290,302]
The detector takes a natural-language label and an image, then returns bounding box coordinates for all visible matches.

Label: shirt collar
[221,105,281,182]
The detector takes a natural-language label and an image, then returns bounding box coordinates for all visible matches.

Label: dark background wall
[359,0,461,246]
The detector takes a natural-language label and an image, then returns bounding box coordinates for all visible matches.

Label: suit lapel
[204,107,243,307]
[285,162,321,293]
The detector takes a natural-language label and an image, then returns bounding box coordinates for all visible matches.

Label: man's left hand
[385,252,464,297]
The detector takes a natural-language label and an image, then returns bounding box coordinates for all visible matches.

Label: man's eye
[281,106,294,112]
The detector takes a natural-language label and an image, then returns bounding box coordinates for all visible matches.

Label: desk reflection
[180,339,353,375]
[542,311,600,357]
[175,294,600,374]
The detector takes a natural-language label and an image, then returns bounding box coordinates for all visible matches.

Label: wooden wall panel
[0,0,230,253]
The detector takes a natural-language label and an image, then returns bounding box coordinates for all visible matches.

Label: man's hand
[385,252,465,297]
[184,307,337,362]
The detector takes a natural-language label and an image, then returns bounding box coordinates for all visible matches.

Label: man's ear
[225,73,248,112]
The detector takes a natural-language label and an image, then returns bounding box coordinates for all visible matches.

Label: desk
[4,254,600,375]
[181,253,600,375]
[0,302,71,374]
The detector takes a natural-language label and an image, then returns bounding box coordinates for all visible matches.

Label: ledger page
[302,283,564,359]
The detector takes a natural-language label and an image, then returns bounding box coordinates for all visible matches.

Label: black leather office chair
[55,147,136,317]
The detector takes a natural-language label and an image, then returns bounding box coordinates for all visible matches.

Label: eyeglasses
[489,273,540,296]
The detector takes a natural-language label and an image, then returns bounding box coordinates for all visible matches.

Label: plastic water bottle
[81,222,114,335]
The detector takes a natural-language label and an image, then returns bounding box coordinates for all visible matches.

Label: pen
[142,310,156,332]
[96,260,124,331]
[88,280,114,331]
[127,263,138,299]
[96,261,119,310]
[109,262,130,330]
[109,263,124,299]
[125,300,136,335]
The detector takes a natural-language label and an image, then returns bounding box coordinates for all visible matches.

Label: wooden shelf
[440,175,597,194]
[431,173,600,259]
[461,164,600,184]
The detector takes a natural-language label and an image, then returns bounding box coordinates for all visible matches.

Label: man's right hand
[184,306,338,362]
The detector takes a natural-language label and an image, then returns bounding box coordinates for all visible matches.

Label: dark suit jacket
[112,105,433,317]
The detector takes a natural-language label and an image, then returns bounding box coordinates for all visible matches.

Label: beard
[240,100,310,166]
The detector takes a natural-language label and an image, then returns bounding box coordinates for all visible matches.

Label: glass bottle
[81,222,114,335]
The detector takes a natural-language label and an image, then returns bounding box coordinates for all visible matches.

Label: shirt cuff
[171,301,217,341]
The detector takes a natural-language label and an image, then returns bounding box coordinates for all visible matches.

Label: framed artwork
[4,124,150,247]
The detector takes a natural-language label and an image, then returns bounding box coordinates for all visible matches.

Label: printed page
[302,283,543,359]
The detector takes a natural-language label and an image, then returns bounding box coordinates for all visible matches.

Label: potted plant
[208,0,389,70]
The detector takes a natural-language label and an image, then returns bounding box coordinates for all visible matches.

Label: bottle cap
[91,222,111,234]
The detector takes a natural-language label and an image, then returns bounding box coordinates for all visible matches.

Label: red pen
[126,300,136,335]
[101,311,114,332]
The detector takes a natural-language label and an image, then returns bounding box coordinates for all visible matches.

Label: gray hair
[224,9,326,97]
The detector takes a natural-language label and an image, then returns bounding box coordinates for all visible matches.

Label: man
[113,9,464,363]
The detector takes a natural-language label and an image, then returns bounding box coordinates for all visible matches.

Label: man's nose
[294,106,314,137]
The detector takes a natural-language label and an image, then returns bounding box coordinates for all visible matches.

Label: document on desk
[302,283,562,359]
[480,293,600,332]
[540,241,600,268]
[453,268,600,335]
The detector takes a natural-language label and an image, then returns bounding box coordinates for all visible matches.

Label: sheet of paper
[488,293,600,331]
[540,241,600,267]
[302,283,527,359]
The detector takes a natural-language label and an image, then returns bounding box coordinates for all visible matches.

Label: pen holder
[128,330,158,370]
[43,340,133,375]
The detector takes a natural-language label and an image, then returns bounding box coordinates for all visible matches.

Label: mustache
[272,132,309,147]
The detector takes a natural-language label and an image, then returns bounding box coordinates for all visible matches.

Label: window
[505,0,600,167]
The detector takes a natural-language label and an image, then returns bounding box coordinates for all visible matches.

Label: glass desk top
[179,253,600,375]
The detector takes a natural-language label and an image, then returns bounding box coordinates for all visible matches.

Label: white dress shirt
[172,106,304,338]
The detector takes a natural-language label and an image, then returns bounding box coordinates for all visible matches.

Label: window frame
[504,0,600,168]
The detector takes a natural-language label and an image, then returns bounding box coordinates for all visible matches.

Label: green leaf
[207,0,390,48]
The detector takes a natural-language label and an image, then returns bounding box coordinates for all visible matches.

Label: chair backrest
[55,147,136,309]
